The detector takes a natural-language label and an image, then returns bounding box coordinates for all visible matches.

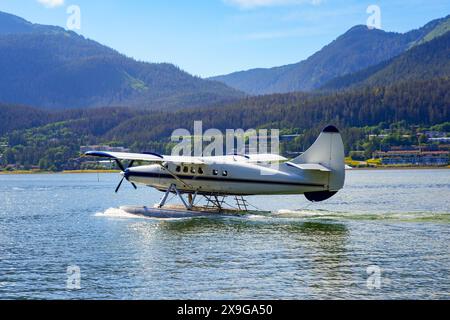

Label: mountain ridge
[321,30,450,90]
[0,11,244,110]
[211,15,450,95]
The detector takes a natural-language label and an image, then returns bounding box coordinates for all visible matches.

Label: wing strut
[158,163,192,189]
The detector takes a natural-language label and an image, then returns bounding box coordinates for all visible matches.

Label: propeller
[114,160,137,193]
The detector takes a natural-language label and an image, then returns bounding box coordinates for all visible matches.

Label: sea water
[0,169,449,299]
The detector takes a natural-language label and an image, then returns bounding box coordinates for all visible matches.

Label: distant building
[368,134,389,140]
[280,134,301,142]
[389,146,416,151]
[424,131,447,138]
[373,150,449,166]
[429,137,450,143]
[80,145,130,153]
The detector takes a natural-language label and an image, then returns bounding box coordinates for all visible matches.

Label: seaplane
[85,125,345,218]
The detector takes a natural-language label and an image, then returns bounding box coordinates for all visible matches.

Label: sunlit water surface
[0,169,449,299]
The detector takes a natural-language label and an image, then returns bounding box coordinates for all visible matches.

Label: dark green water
[0,169,449,299]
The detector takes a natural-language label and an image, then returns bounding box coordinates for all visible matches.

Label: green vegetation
[1,77,449,171]
[411,16,450,47]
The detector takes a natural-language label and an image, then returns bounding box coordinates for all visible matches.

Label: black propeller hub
[114,160,137,193]
[123,168,131,180]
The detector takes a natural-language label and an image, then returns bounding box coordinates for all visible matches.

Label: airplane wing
[85,151,286,165]
[84,151,204,164]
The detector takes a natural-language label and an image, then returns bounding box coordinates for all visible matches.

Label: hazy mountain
[321,30,450,90]
[0,11,243,110]
[211,15,450,95]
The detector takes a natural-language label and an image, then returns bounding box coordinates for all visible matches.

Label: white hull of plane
[86,125,346,204]
[126,162,328,196]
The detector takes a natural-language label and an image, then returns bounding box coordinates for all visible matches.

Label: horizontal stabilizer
[245,154,288,163]
[286,162,332,172]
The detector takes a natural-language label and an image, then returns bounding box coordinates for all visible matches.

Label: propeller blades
[115,177,125,193]
[114,159,126,172]
[114,160,137,193]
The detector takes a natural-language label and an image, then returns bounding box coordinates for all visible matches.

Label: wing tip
[84,151,114,158]
[142,151,164,159]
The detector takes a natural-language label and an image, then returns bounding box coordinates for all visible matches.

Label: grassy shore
[350,166,450,170]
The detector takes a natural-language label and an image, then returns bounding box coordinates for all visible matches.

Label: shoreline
[348,166,450,170]
[0,170,120,175]
[0,167,449,175]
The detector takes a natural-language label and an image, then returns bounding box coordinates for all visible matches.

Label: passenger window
[198,167,204,175]
[191,167,196,174]
[213,169,218,176]
[183,166,189,173]
[176,166,181,172]
[222,170,228,177]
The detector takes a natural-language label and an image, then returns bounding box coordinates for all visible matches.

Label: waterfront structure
[373,150,449,166]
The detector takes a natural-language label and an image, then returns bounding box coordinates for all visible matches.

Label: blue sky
[0,0,449,77]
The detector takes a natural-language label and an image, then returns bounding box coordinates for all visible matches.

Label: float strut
[158,184,174,208]
[175,186,192,210]
[158,184,192,210]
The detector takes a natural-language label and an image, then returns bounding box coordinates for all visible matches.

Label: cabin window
[213,169,218,176]
[198,167,204,175]
[164,163,169,169]
[191,167,196,174]
[183,166,189,173]
[176,166,181,172]
[222,170,228,177]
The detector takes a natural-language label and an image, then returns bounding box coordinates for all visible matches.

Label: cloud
[224,0,323,9]
[37,0,65,8]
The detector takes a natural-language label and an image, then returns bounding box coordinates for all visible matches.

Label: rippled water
[0,169,449,299]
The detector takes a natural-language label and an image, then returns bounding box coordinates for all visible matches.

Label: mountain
[211,15,450,95]
[409,15,450,47]
[102,78,450,150]
[321,30,450,90]
[0,11,243,110]
[0,11,64,35]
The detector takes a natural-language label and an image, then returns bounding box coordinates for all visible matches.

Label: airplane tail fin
[292,125,345,199]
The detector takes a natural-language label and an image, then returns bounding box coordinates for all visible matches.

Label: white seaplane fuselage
[86,125,346,203]
[125,161,328,196]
